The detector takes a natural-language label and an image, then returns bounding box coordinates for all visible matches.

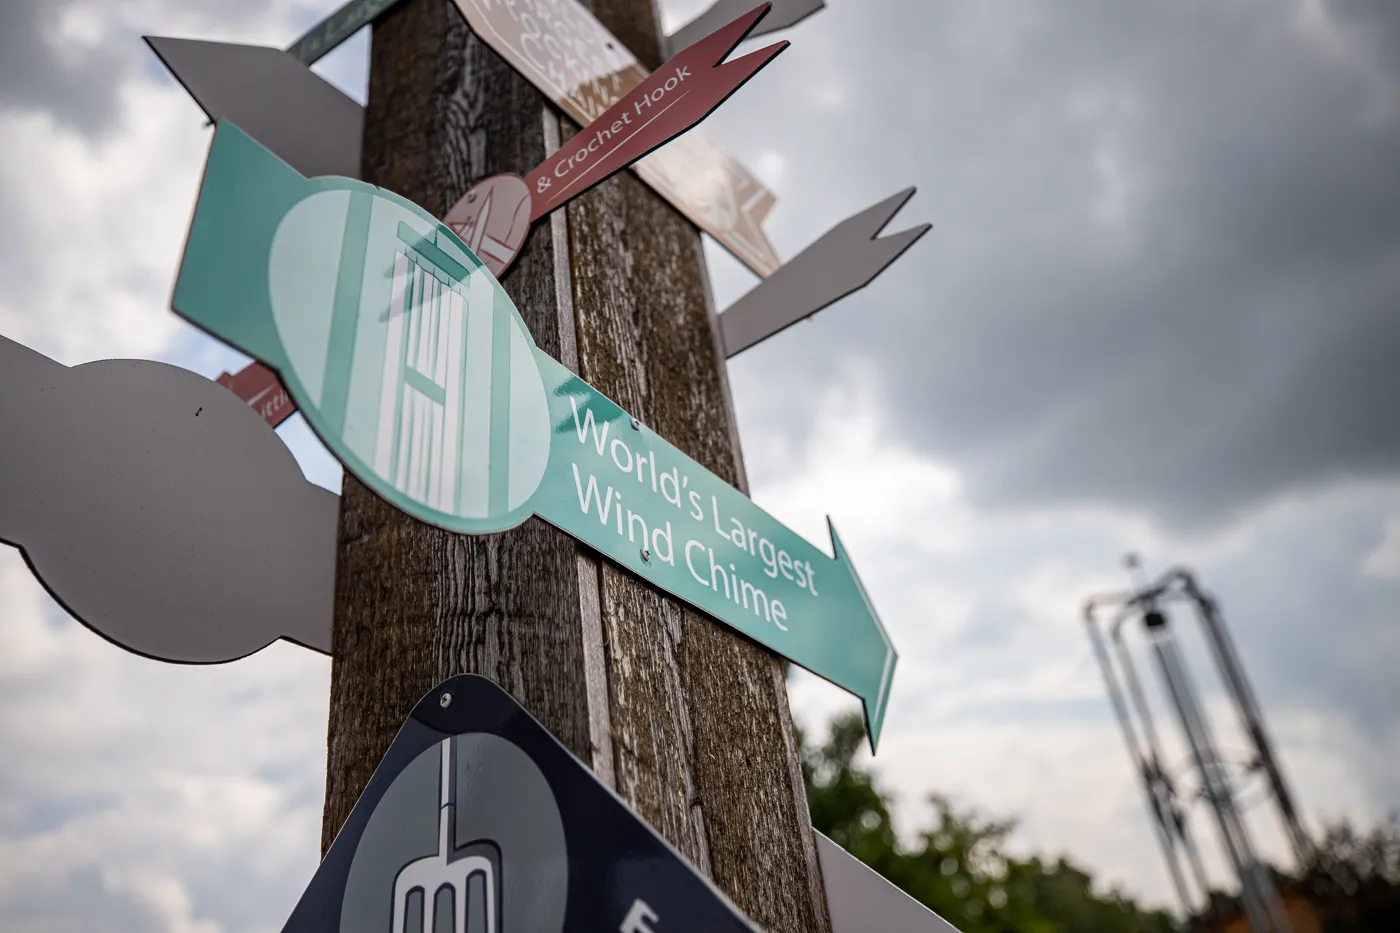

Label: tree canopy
[800,710,1177,933]
[800,710,1400,932]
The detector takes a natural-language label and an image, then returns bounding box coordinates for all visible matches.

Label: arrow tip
[142,35,188,61]
[827,518,897,755]
[862,186,923,237]
[143,35,172,65]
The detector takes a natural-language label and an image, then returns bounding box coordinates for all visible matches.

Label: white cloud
[98,871,225,933]
[0,87,195,364]
[655,0,712,35]
[752,148,789,192]
[0,549,329,933]
[1362,515,1400,579]
[0,0,327,367]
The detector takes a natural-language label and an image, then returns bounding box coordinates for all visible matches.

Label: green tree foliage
[1294,814,1400,932]
[801,710,1400,932]
[800,710,1179,933]
[1182,816,1400,931]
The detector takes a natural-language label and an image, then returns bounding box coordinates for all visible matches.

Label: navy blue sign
[287,675,759,933]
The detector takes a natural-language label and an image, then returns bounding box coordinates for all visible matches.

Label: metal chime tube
[1182,577,1313,865]
[1147,614,1292,933]
[1111,621,1216,903]
[1085,611,1195,915]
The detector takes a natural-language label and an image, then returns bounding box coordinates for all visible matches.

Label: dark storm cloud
[718,0,1400,530]
[1189,509,1400,746]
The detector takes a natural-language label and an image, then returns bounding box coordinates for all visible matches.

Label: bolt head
[630,417,641,430]
[641,547,651,562]
[439,692,453,708]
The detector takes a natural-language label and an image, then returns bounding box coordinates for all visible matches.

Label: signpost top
[151,7,784,279]
[451,0,783,276]
[445,4,789,277]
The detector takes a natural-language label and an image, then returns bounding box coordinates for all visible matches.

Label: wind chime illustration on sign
[291,187,551,521]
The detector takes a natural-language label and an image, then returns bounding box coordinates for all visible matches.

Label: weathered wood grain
[564,2,832,929]
[324,1,831,930]
[323,0,599,851]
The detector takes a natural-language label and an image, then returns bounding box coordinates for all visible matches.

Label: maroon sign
[216,361,295,429]
[443,3,786,277]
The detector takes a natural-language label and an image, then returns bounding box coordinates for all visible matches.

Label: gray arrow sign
[817,832,964,933]
[144,36,363,181]
[718,187,931,358]
[665,0,824,59]
[0,335,337,663]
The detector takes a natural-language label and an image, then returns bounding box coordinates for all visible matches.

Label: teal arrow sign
[172,121,897,750]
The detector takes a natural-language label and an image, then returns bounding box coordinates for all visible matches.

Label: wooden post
[321,2,831,930]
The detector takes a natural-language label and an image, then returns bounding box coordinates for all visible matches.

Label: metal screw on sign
[641,548,651,563]
[439,692,453,709]
[631,418,641,430]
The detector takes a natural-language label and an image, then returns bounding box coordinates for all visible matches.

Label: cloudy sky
[2,0,1398,930]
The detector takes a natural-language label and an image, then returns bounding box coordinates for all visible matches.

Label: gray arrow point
[719,186,932,357]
